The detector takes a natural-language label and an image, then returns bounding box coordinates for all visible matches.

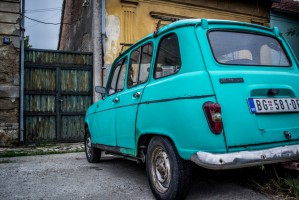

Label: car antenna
[153,17,179,37]
[119,43,133,55]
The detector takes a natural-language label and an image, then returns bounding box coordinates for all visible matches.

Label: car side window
[154,34,181,79]
[128,43,153,88]
[116,59,127,92]
[139,44,153,84]
[128,49,140,88]
[108,58,127,95]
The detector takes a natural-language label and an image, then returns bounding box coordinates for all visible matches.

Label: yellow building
[59,0,272,92]
[105,0,271,63]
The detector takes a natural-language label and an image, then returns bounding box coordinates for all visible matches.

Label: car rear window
[208,31,290,67]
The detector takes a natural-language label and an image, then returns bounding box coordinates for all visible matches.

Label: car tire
[84,130,101,163]
[146,136,191,200]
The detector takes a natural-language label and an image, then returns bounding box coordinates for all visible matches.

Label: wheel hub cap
[151,146,171,193]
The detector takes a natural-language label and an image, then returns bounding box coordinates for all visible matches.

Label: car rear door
[198,27,299,151]
[115,42,153,150]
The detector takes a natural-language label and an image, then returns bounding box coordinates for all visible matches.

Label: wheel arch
[84,122,89,134]
[84,115,93,133]
[137,132,196,160]
[137,132,186,159]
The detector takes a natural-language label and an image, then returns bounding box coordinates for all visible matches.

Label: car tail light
[203,102,223,134]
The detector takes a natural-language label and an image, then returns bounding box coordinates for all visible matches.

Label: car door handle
[113,98,119,103]
[133,92,141,98]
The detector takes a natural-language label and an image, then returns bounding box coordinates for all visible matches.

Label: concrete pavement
[0,152,270,200]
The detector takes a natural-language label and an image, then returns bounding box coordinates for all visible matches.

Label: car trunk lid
[199,28,299,151]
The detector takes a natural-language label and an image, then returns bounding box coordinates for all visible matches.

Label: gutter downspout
[101,0,106,87]
[20,0,25,144]
[92,0,102,102]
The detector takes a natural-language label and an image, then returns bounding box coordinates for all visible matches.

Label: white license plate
[248,98,299,113]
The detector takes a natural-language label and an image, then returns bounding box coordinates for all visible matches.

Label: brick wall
[58,0,93,52]
[0,0,20,146]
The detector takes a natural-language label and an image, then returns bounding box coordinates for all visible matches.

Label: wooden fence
[24,49,93,142]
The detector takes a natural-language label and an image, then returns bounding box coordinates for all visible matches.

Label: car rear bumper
[190,144,299,170]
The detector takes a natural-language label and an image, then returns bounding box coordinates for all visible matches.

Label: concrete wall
[270,12,299,59]
[0,0,20,146]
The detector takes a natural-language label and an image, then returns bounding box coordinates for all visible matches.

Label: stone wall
[0,0,20,146]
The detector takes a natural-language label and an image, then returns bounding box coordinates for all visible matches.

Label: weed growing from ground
[249,165,299,199]
[192,163,299,199]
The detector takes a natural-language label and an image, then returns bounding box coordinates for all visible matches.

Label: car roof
[117,18,275,60]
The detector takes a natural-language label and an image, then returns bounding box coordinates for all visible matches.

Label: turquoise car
[84,19,299,199]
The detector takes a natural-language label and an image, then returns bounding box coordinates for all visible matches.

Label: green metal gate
[24,49,93,143]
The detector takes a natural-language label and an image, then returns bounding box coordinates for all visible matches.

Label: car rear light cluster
[203,102,223,134]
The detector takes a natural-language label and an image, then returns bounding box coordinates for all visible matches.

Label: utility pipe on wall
[92,0,103,102]
[20,0,25,143]
[101,0,106,87]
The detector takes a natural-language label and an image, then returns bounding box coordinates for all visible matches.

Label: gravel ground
[0,152,270,200]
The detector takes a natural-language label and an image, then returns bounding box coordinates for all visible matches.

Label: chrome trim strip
[141,95,215,105]
[190,145,299,170]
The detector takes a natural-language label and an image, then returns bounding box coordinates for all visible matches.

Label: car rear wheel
[146,136,191,200]
[84,130,101,163]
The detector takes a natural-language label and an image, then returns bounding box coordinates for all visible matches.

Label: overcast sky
[25,0,63,50]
